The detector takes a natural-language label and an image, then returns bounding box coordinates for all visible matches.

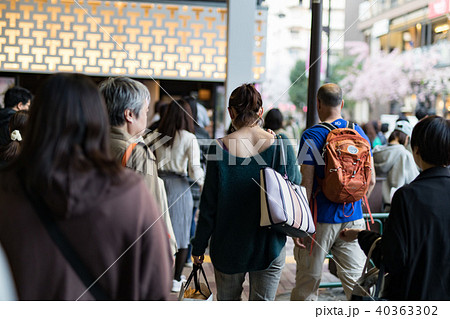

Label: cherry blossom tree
[339,41,450,118]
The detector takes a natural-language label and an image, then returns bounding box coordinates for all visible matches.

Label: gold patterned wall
[0,0,267,82]
[253,8,267,81]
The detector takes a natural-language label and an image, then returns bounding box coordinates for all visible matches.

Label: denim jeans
[214,248,286,301]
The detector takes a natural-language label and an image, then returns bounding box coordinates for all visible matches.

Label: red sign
[429,0,450,19]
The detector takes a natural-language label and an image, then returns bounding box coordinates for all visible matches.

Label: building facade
[357,0,449,118]
[262,0,347,109]
[0,0,268,136]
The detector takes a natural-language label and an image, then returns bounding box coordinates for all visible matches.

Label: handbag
[178,264,213,301]
[351,237,387,301]
[259,136,315,238]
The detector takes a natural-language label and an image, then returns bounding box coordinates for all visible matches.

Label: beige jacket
[110,127,177,255]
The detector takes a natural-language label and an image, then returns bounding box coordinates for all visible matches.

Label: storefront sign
[429,0,450,19]
[0,0,267,82]
[372,19,390,38]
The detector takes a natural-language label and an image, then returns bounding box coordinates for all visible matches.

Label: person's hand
[266,129,276,136]
[293,237,306,249]
[339,228,363,242]
[193,255,204,265]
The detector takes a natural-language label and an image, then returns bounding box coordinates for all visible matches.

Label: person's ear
[124,109,134,123]
[257,107,263,118]
[341,99,344,110]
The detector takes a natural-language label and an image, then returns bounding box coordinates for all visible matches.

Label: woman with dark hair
[0,110,29,166]
[191,84,301,300]
[263,108,283,132]
[182,96,211,267]
[340,115,450,300]
[148,100,168,132]
[373,120,419,210]
[362,121,382,148]
[155,99,204,292]
[372,120,387,145]
[0,73,172,300]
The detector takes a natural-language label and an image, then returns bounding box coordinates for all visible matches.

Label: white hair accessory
[10,130,22,142]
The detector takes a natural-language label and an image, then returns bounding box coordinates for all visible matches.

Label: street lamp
[306,0,323,128]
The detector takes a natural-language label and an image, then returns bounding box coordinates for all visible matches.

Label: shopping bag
[351,238,388,300]
[178,264,213,301]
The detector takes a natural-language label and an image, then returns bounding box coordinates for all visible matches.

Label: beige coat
[110,127,177,255]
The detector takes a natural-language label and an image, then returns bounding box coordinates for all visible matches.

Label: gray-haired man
[99,76,177,255]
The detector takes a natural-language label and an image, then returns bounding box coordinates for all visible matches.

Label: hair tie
[10,130,22,142]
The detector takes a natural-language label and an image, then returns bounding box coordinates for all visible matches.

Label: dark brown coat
[0,168,172,300]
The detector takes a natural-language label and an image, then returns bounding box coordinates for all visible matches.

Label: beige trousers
[291,219,366,300]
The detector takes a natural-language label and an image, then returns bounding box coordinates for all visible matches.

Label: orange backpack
[317,121,372,205]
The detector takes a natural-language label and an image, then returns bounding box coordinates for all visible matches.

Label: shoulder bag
[259,136,315,238]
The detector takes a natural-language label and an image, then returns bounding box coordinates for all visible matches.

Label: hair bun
[229,84,262,128]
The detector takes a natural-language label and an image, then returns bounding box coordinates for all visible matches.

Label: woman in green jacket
[191,84,301,301]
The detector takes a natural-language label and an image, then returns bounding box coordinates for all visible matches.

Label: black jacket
[358,166,450,300]
[0,108,16,146]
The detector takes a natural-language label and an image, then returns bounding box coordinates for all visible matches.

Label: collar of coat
[415,166,450,182]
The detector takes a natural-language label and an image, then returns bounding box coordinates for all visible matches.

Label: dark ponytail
[229,84,262,129]
[0,110,29,163]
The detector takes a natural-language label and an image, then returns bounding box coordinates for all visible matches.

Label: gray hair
[99,76,150,127]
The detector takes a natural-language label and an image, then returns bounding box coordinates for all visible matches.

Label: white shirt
[155,130,204,186]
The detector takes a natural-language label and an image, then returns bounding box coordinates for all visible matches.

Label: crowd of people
[0,75,448,301]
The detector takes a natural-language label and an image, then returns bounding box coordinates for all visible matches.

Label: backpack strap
[121,143,138,167]
[363,194,374,231]
[270,135,279,169]
[347,121,355,129]
[316,122,338,132]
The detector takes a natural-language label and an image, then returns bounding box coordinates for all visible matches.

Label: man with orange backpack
[292,83,376,300]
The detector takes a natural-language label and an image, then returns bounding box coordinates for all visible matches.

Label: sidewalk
[170,239,346,301]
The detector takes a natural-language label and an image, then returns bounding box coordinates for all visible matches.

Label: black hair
[158,99,194,148]
[388,130,408,146]
[154,100,167,114]
[183,96,198,123]
[415,108,428,121]
[229,84,262,129]
[263,108,283,131]
[411,115,450,166]
[11,73,120,193]
[317,83,342,107]
[0,111,29,163]
[371,120,379,133]
[396,114,409,122]
[4,86,32,109]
